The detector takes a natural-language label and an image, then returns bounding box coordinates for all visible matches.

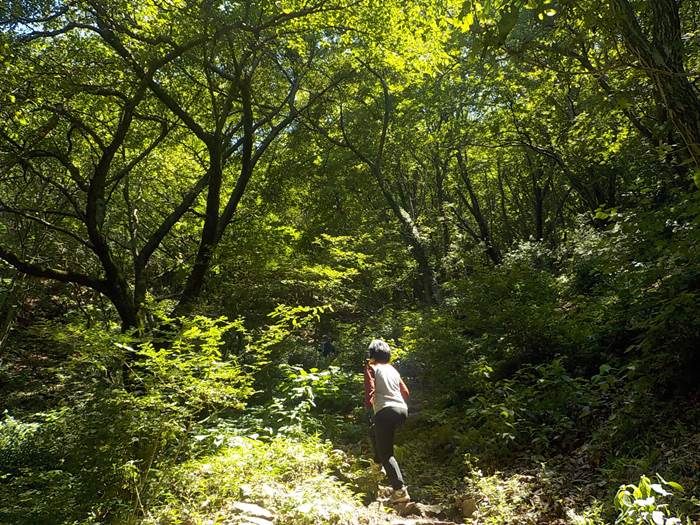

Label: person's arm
[364,362,375,409]
[399,378,410,401]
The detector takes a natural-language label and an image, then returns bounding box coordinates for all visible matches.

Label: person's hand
[366,408,375,425]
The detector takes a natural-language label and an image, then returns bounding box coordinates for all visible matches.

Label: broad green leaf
[665,481,685,492]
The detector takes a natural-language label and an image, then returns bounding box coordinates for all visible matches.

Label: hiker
[321,335,336,357]
[364,339,411,503]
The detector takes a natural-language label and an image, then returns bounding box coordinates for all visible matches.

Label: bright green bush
[614,475,688,525]
[462,468,540,525]
[144,435,369,525]
[0,315,256,525]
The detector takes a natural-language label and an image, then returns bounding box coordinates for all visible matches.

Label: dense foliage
[1,0,699,523]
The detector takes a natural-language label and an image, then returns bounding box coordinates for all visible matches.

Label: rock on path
[227,501,275,525]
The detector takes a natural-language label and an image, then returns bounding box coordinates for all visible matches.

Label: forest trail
[214,478,470,525]
[372,486,467,525]
[224,492,468,525]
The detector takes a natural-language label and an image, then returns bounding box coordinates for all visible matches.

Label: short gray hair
[368,339,391,363]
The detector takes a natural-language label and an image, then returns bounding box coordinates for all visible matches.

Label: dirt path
[374,487,466,525]
[224,489,467,525]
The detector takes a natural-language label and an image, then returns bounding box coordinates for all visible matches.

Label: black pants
[371,406,407,490]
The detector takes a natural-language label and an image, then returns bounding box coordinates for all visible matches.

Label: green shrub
[614,475,689,525]
[0,314,256,524]
[454,358,613,461]
[144,435,368,525]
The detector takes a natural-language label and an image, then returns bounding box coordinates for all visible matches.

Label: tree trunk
[0,275,22,351]
[376,169,440,304]
[456,151,502,264]
[496,158,514,246]
[534,185,544,241]
[611,0,700,172]
[174,157,222,316]
[108,287,140,333]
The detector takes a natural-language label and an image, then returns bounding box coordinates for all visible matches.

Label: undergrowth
[144,435,375,525]
[1,196,699,524]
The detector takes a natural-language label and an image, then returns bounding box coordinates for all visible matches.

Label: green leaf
[665,481,684,492]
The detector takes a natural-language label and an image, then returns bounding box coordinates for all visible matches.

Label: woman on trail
[364,339,411,503]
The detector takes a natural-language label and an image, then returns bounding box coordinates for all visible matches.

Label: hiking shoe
[390,487,410,503]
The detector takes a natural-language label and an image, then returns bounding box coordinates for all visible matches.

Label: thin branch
[356,58,391,168]
[15,22,98,42]
[109,120,170,186]
[0,245,106,292]
[136,172,210,270]
[0,200,92,249]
